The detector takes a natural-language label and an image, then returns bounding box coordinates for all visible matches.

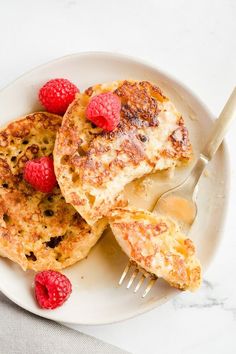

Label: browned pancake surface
[54,80,192,225]
[0,112,105,271]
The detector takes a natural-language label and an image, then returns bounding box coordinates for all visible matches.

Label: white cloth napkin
[0,292,129,354]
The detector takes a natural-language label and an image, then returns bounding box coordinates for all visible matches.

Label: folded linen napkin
[0,292,129,354]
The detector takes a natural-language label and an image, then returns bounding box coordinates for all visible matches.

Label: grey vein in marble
[172,279,236,318]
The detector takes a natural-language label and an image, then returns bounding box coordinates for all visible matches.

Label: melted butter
[123,165,196,226]
[156,195,196,226]
[124,171,176,211]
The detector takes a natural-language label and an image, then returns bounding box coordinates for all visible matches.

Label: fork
[119,87,236,297]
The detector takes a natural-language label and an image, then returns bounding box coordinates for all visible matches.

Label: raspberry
[35,270,72,309]
[86,92,121,131]
[24,156,57,193]
[39,78,79,115]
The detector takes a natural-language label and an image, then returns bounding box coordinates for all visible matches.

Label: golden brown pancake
[54,80,192,226]
[109,208,201,291]
[0,112,106,271]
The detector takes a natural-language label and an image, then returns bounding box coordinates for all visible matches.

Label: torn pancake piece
[109,207,201,291]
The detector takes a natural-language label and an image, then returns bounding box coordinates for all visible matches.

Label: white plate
[0,52,230,325]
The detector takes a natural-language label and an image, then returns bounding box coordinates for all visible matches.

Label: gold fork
[119,87,236,297]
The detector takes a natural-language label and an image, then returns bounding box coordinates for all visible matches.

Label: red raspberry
[39,78,79,115]
[86,92,121,131]
[35,270,72,309]
[24,156,57,193]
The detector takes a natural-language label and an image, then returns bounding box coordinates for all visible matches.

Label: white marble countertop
[0,0,235,353]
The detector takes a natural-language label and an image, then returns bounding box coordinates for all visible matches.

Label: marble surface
[0,0,236,353]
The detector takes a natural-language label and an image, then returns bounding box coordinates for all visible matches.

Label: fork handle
[201,87,236,161]
[185,87,236,192]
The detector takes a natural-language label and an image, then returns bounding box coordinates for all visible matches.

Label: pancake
[0,112,106,271]
[54,80,193,226]
[109,208,201,291]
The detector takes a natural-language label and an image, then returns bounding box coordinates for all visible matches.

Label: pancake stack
[0,80,201,291]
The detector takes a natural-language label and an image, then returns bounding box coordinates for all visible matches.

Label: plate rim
[0,51,231,325]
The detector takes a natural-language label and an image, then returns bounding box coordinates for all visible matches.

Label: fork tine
[119,261,132,285]
[134,274,145,293]
[127,268,139,289]
[142,278,156,298]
